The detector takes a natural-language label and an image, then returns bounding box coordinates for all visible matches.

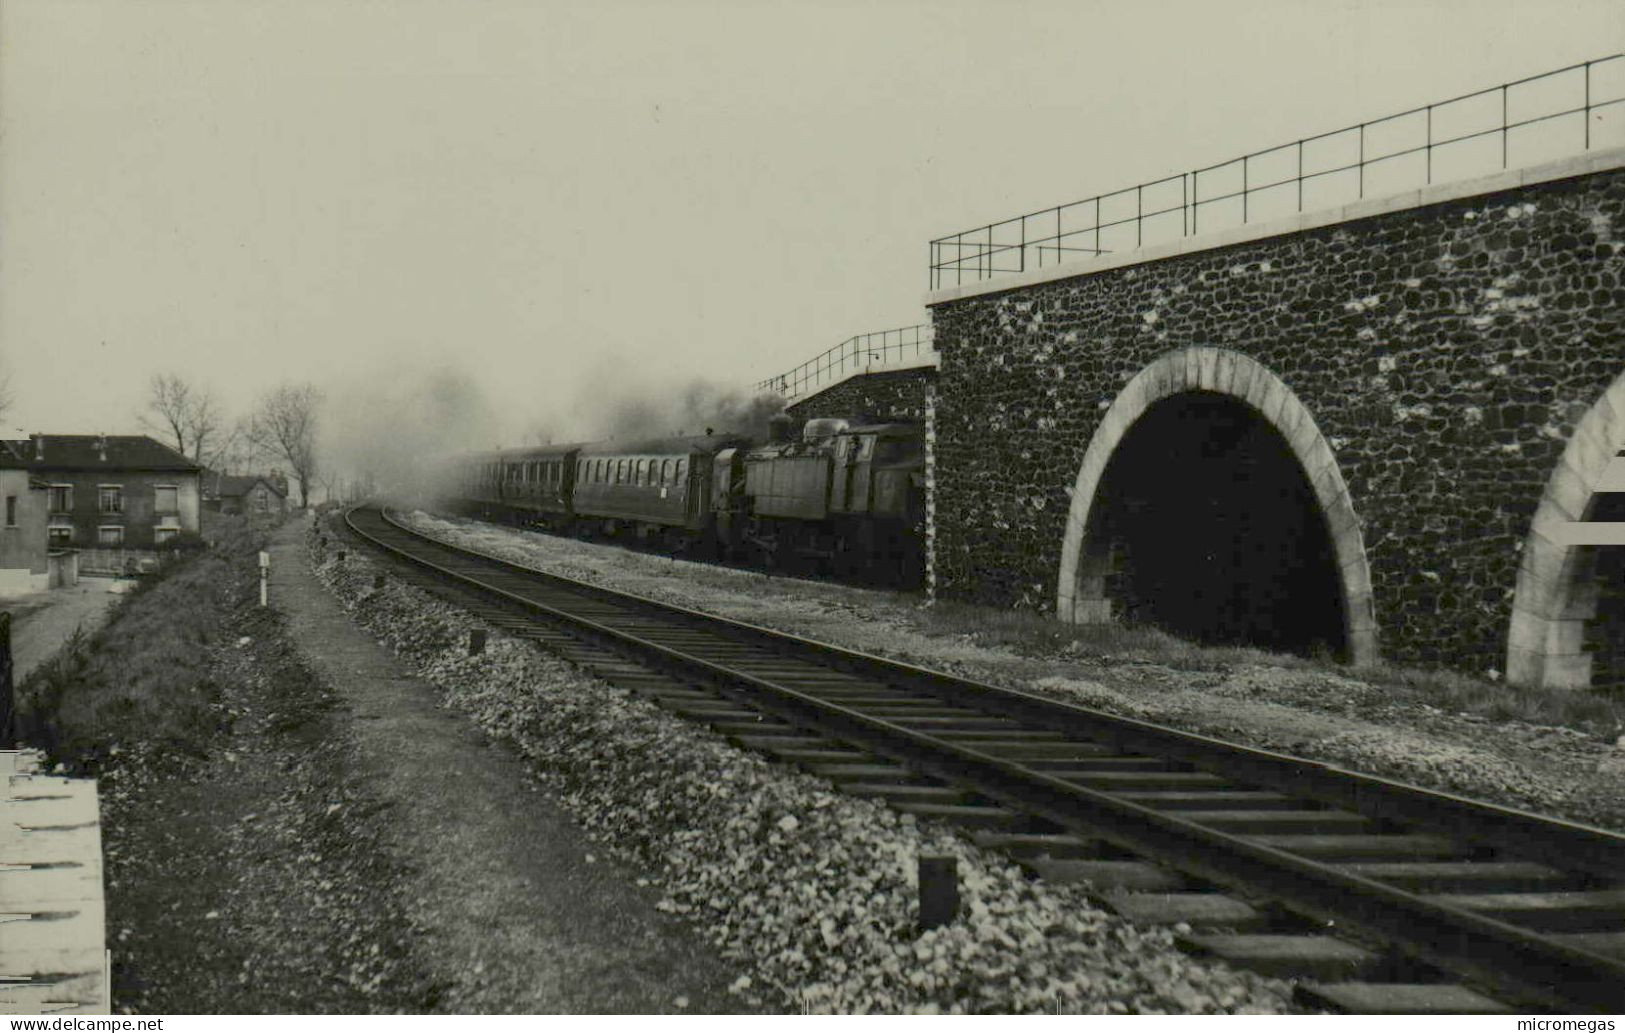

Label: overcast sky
[1,0,1621,465]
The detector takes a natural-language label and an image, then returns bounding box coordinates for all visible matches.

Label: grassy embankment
[15,518,267,767]
[924,599,1625,739]
[14,515,439,1012]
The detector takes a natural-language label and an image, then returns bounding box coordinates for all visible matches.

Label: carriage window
[676,459,688,482]
[634,458,646,483]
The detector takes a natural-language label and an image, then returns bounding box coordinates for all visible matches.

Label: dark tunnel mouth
[1577,490,1625,693]
[1083,390,1350,660]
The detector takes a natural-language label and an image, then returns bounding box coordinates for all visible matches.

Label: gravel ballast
[315,527,1301,1014]
[395,511,1625,833]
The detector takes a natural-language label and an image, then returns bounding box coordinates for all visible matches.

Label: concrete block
[1246,367,1283,419]
[1182,348,1202,391]
[1540,458,1592,523]
[1195,348,1220,391]
[1274,390,1310,447]
[1341,188,1424,223]
[1212,349,1240,397]
[1228,355,1259,406]
[1542,617,1589,655]
[1347,626,1381,668]
[1505,607,1550,659]
[1540,651,1593,691]
[1555,577,1600,620]
[1567,417,1618,483]
[1071,598,1113,624]
[1338,551,1374,601]
[1504,641,1543,688]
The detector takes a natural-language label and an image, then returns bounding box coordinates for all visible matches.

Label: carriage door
[848,434,875,512]
[831,435,854,511]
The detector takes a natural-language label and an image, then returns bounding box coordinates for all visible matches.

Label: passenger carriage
[572,433,750,547]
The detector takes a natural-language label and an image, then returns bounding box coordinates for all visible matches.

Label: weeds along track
[338,505,1625,1014]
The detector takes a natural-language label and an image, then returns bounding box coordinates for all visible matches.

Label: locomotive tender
[453,415,924,583]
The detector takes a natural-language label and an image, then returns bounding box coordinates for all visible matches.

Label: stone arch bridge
[923,151,1625,691]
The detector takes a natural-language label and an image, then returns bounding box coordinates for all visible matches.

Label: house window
[253,489,269,513]
[155,485,178,515]
[48,485,71,512]
[48,524,71,547]
[155,527,179,544]
[98,525,124,546]
[99,485,123,514]
[4,496,13,527]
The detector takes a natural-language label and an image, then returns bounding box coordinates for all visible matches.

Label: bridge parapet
[930,54,1624,291]
[757,324,934,403]
[927,147,1625,688]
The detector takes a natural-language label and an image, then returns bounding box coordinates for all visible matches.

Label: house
[0,446,49,597]
[201,470,288,516]
[12,435,202,569]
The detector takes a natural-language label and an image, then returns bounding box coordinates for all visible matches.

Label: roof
[577,432,752,457]
[5,435,200,472]
[206,473,286,499]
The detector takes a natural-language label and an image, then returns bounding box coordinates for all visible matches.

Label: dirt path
[6,580,124,681]
[267,521,744,1012]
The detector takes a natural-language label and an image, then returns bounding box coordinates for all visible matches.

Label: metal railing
[930,54,1625,289]
[757,325,933,400]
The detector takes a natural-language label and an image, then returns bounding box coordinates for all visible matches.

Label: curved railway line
[338,504,1625,1014]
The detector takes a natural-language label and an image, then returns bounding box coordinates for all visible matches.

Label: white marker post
[259,550,270,607]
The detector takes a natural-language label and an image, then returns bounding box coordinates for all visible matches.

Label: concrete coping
[925,146,1625,307]
[779,352,940,406]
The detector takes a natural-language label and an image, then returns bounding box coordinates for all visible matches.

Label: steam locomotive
[449,414,925,584]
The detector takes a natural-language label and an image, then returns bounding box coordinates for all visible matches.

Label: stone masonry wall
[786,366,937,423]
[930,166,1625,674]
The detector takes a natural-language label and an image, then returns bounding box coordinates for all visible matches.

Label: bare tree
[0,355,14,423]
[141,373,224,462]
[247,382,321,508]
[201,417,250,475]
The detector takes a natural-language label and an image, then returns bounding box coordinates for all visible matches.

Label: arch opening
[1083,390,1349,658]
[1507,367,1625,693]
[1579,491,1625,692]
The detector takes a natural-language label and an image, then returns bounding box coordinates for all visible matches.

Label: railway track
[338,505,1625,1014]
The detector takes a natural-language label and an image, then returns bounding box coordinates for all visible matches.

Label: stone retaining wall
[929,161,1625,682]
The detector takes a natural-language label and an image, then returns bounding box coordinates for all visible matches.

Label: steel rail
[343,505,1625,1012]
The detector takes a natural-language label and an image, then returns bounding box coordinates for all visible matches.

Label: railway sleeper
[1336,860,1580,894]
[1098,890,1267,931]
[1177,933,1385,982]
[1294,983,1511,1015]
[1421,888,1625,933]
[1159,808,1372,834]
[1117,791,1303,812]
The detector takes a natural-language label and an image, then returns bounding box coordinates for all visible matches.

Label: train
[447,414,926,584]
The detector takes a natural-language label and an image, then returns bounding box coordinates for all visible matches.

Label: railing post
[1585,61,1592,150]
[1182,173,1188,236]
[1427,104,1434,183]
[1358,123,1365,198]
[0,611,12,745]
[1242,155,1249,223]
[1191,171,1199,234]
[1055,206,1062,266]
[1297,140,1304,212]
[1136,184,1143,247]
[1019,216,1026,273]
[1094,196,1101,255]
